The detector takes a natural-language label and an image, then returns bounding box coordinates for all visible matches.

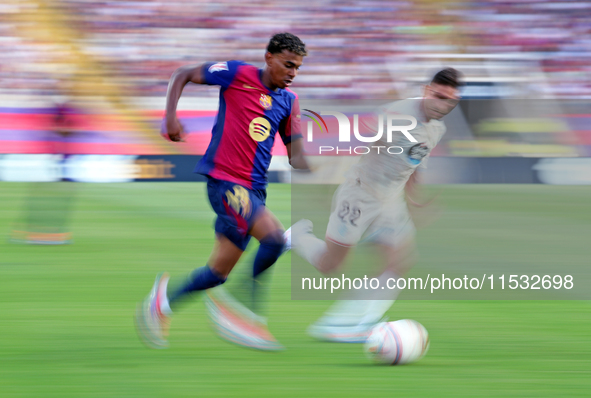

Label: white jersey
[346,98,446,200]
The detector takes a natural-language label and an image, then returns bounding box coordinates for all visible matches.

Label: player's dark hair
[431,68,462,88]
[267,33,307,56]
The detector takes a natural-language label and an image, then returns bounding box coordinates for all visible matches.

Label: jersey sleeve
[202,60,247,88]
[278,94,303,145]
[418,154,430,170]
[419,125,446,170]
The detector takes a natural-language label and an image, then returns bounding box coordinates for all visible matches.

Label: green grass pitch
[1,182,590,397]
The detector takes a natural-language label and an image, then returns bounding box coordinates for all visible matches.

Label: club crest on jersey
[259,94,273,110]
[407,143,429,165]
[208,62,228,73]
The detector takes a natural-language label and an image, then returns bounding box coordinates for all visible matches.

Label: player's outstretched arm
[164,65,206,142]
[286,139,310,170]
[405,171,427,207]
[405,171,420,199]
[406,171,439,208]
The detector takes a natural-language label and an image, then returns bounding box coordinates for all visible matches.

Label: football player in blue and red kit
[136,33,308,350]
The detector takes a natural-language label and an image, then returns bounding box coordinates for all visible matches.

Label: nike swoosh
[243,84,258,89]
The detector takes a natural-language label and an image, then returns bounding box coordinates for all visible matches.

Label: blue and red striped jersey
[194,60,302,189]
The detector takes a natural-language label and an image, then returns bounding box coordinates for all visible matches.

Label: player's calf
[290,219,350,274]
[168,266,227,308]
[252,230,285,279]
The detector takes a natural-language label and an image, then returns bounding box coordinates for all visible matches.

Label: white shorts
[325,179,416,248]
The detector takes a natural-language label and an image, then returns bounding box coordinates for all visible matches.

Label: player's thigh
[369,205,418,276]
[208,234,244,278]
[250,207,284,242]
[207,178,262,251]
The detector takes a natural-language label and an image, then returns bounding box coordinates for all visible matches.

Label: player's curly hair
[267,33,308,56]
[431,68,463,88]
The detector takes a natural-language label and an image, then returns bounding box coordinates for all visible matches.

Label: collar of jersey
[258,69,282,94]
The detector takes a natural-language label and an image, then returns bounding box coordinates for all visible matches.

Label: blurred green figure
[11,101,77,245]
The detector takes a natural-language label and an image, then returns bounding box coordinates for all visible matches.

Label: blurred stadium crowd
[0,0,590,161]
[1,0,590,99]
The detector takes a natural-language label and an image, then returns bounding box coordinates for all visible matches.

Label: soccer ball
[364,320,430,365]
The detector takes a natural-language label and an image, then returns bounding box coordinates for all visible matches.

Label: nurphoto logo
[302,110,418,155]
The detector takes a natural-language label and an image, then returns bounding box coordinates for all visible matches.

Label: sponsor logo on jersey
[249,117,271,142]
[243,84,258,90]
[259,94,273,110]
[208,62,228,73]
[407,143,429,165]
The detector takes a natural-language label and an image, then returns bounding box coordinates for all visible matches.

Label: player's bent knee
[259,230,285,257]
[318,257,342,274]
[252,231,285,278]
[209,265,233,279]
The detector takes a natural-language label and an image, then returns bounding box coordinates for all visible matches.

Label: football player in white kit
[287,68,462,342]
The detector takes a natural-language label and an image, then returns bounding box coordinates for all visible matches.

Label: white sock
[294,232,327,271]
[317,270,401,326]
